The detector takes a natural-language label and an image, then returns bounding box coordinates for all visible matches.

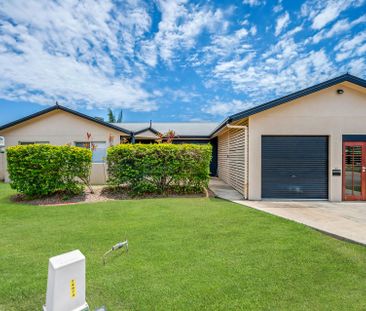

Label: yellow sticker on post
[70,279,77,298]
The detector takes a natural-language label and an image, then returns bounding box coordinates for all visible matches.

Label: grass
[0,183,366,310]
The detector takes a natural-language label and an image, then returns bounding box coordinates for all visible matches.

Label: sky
[0,0,365,125]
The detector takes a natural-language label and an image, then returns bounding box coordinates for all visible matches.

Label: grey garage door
[262,136,328,199]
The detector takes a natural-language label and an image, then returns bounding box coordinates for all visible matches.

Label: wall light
[337,89,344,94]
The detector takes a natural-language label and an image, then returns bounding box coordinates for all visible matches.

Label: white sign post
[43,250,89,311]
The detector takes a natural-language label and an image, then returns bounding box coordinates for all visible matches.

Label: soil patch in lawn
[11,186,211,206]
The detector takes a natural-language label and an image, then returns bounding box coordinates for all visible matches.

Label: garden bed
[11,186,211,206]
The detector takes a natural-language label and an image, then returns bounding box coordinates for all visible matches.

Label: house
[0,105,219,184]
[212,73,366,202]
[1,73,366,202]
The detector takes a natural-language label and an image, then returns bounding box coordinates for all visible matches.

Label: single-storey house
[1,73,366,202]
[0,105,218,184]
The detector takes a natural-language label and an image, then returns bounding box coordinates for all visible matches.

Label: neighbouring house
[0,105,219,184]
[1,73,366,202]
[114,121,219,176]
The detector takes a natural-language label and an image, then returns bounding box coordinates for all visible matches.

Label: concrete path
[209,178,366,246]
[209,177,244,200]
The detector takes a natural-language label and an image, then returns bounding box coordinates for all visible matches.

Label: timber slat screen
[218,121,248,198]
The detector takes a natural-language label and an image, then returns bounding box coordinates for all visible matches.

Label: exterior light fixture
[337,89,344,94]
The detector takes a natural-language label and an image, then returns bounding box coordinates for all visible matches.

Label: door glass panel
[345,145,362,196]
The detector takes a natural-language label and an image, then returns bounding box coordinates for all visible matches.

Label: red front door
[343,142,366,200]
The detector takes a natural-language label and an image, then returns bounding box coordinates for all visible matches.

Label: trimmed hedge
[7,144,92,196]
[107,144,212,194]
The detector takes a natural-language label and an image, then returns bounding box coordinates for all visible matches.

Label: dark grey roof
[1,74,365,139]
[113,122,219,137]
[211,73,366,136]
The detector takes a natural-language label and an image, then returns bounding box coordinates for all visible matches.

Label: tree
[117,109,123,123]
[107,108,116,123]
[155,130,175,144]
[107,108,123,123]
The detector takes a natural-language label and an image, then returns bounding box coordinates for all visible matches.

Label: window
[75,141,107,163]
[19,141,49,145]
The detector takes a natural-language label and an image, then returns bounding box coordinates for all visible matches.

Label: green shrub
[107,144,212,195]
[7,144,92,196]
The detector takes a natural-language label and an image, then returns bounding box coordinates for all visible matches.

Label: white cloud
[201,26,254,61]
[151,0,225,64]
[312,15,366,43]
[0,0,157,111]
[198,0,365,110]
[139,41,158,67]
[204,99,254,116]
[275,12,290,36]
[0,0,229,111]
[214,53,256,74]
[283,26,303,38]
[329,19,354,36]
[301,0,362,30]
[242,0,265,6]
[164,88,199,103]
[312,3,342,29]
[273,0,283,13]
[0,0,365,120]
[250,26,258,36]
[335,31,366,61]
[211,35,336,101]
[348,59,366,76]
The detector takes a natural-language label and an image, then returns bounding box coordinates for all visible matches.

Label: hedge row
[7,144,92,196]
[107,144,212,195]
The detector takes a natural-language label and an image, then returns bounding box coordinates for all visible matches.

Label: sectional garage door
[262,136,328,199]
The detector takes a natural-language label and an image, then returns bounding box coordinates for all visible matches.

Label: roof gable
[0,105,131,134]
[230,73,366,122]
[134,128,160,139]
[211,73,366,136]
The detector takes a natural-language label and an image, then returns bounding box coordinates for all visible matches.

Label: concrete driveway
[236,200,366,246]
[208,178,366,246]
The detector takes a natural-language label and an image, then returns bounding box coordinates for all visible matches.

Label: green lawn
[1,183,366,310]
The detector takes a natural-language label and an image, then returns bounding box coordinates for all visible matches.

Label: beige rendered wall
[248,83,366,201]
[0,110,128,184]
[0,153,4,181]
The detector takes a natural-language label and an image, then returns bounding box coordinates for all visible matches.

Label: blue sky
[0,0,365,125]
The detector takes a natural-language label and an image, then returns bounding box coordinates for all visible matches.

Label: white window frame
[74,141,107,163]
